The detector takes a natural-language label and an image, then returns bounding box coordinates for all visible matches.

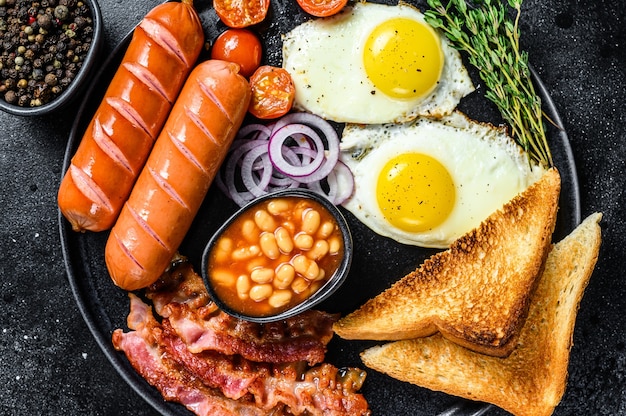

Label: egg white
[281,2,475,124]
[339,112,546,248]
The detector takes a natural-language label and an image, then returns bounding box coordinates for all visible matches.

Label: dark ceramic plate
[59,1,580,415]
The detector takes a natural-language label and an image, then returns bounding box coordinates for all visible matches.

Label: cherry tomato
[214,0,270,28]
[211,29,262,78]
[295,0,347,17]
[248,66,295,120]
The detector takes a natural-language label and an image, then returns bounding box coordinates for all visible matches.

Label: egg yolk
[376,153,455,232]
[363,17,444,100]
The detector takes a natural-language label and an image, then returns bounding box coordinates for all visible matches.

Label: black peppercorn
[16,8,29,23]
[20,62,31,74]
[59,0,76,8]
[17,92,29,106]
[1,0,94,107]
[53,5,68,20]
[5,89,16,103]
[31,67,43,80]
[73,15,86,29]
[43,71,55,85]
[36,13,52,30]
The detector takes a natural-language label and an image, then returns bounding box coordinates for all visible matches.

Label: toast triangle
[334,168,561,356]
[360,212,602,416]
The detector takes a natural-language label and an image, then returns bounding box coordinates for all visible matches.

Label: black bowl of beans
[202,188,353,323]
[0,0,103,116]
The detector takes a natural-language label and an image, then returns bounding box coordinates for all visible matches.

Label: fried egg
[340,112,546,248]
[282,2,474,124]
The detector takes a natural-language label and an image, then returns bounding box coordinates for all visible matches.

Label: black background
[1,0,625,415]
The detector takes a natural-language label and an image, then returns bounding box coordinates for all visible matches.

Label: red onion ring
[269,124,325,177]
[223,139,267,206]
[307,161,354,205]
[241,145,273,197]
[219,113,353,207]
[237,123,272,141]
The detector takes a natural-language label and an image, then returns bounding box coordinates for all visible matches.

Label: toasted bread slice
[360,212,602,416]
[334,168,561,356]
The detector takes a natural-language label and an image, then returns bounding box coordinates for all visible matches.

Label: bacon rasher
[112,259,370,416]
[145,261,338,365]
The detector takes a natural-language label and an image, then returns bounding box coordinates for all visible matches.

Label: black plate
[59,1,580,415]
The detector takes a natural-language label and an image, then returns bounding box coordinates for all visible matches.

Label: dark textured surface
[1,0,625,415]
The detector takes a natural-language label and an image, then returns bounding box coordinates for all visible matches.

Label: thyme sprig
[425,0,553,168]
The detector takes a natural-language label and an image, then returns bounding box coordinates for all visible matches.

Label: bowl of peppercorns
[0,0,102,116]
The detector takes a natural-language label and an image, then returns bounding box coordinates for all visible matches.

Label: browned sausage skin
[58,0,204,232]
[105,60,251,291]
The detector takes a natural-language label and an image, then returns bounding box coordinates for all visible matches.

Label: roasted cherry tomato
[295,0,347,17]
[214,0,270,28]
[211,29,262,78]
[248,66,295,119]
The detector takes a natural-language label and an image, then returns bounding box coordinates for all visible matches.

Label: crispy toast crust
[360,212,602,416]
[334,168,561,357]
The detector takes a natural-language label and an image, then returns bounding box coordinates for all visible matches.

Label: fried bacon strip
[146,261,338,365]
[112,296,278,416]
[113,263,370,416]
[159,319,370,414]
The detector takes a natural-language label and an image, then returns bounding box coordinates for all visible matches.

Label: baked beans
[207,196,344,317]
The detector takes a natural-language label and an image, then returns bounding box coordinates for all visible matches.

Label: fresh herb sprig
[424,0,553,168]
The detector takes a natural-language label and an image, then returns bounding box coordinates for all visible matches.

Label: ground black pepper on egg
[0,0,94,107]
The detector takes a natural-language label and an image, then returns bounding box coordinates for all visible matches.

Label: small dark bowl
[0,0,103,117]
[202,188,353,323]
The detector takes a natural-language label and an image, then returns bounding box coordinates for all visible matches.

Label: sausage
[105,60,251,291]
[58,0,204,232]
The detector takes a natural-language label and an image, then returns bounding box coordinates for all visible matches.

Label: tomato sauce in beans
[207,196,344,317]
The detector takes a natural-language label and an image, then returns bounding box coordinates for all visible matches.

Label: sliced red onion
[292,140,340,184]
[223,139,267,206]
[237,123,272,141]
[328,160,355,204]
[270,112,327,132]
[269,147,304,187]
[269,173,300,188]
[273,113,341,184]
[241,145,273,197]
[306,160,354,205]
[268,124,325,178]
[218,112,354,207]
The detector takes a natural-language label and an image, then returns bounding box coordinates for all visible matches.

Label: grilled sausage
[105,60,251,291]
[58,0,204,232]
